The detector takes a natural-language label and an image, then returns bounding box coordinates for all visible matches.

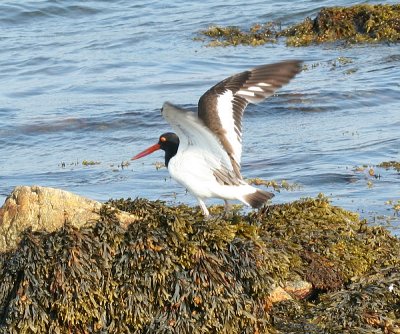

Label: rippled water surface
[1,0,399,233]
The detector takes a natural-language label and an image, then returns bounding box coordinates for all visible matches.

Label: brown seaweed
[197,4,400,47]
[0,196,399,333]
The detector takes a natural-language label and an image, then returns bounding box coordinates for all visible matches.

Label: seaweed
[198,23,279,47]
[284,4,400,46]
[378,161,400,173]
[82,160,101,166]
[197,4,400,47]
[247,178,302,192]
[310,266,400,333]
[0,196,399,333]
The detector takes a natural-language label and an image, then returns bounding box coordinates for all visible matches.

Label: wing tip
[254,59,303,70]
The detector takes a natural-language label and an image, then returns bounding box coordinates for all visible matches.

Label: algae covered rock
[198,23,279,47]
[198,4,400,47]
[378,161,400,173]
[311,266,400,333]
[0,194,399,333]
[272,266,400,333]
[284,4,400,46]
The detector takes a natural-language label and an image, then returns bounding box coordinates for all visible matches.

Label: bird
[131,60,302,216]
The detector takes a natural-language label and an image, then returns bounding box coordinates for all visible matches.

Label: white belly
[168,152,217,199]
[167,150,253,202]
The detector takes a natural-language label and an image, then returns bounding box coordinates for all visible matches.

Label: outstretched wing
[161,101,240,184]
[198,60,302,177]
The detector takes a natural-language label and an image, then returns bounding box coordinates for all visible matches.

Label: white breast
[168,149,220,199]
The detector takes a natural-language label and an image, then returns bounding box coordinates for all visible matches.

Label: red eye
[160,137,166,142]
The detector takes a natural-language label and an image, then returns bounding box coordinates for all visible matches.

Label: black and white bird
[132,60,302,216]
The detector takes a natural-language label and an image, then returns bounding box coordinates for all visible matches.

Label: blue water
[1,0,399,233]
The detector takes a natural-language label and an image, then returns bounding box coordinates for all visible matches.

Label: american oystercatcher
[132,60,302,216]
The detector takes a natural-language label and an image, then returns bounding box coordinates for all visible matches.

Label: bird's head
[131,132,179,166]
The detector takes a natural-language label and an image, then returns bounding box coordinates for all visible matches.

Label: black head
[158,132,179,150]
[131,132,180,167]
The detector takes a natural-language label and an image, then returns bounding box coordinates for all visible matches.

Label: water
[1,0,399,233]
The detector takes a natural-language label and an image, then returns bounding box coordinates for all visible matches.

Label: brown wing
[198,60,302,177]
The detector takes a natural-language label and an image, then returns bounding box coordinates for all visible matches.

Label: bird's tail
[242,188,274,208]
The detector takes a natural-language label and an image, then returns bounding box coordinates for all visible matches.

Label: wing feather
[198,60,302,177]
[161,102,235,180]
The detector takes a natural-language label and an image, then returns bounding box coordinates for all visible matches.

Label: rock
[0,186,138,252]
[265,280,313,311]
[265,286,293,311]
[283,280,313,300]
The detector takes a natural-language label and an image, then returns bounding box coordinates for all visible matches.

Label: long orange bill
[131,143,161,160]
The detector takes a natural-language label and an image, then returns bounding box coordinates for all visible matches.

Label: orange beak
[131,143,161,160]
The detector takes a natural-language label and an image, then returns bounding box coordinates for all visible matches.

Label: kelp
[284,4,400,46]
[197,4,400,47]
[378,161,400,173]
[272,266,400,333]
[197,23,279,47]
[0,196,399,333]
[311,266,400,333]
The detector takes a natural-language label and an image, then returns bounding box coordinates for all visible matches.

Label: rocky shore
[0,186,399,333]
